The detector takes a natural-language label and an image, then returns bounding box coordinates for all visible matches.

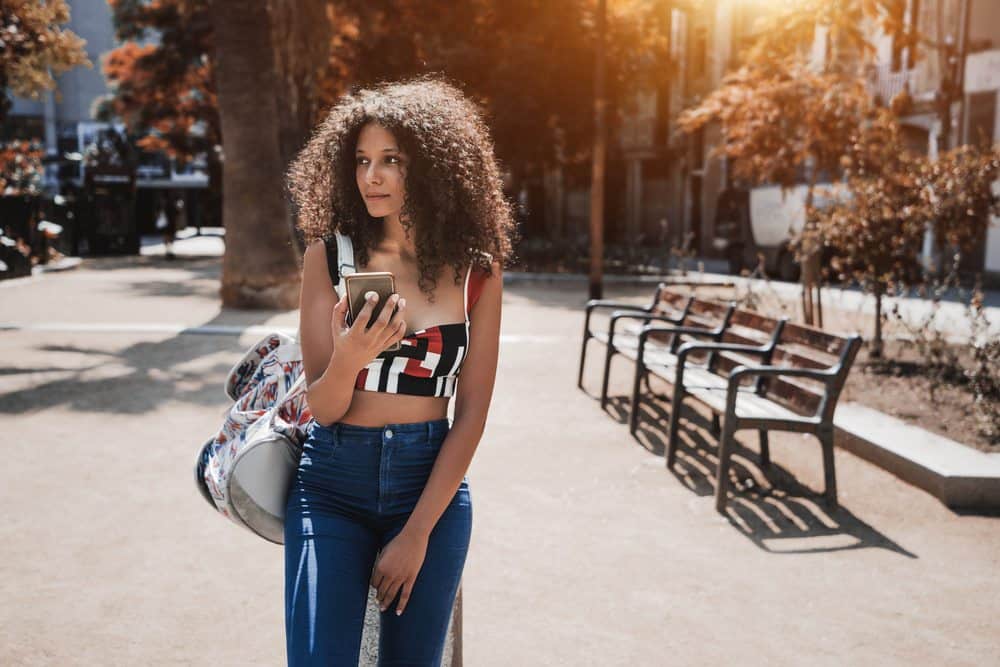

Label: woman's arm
[406,260,503,536]
[298,239,361,427]
[369,260,502,615]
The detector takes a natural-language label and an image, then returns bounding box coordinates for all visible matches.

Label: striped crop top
[352,263,488,398]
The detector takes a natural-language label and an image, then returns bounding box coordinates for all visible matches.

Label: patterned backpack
[194,231,356,543]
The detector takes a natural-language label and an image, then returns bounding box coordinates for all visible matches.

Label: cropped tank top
[324,238,488,398]
[354,264,487,397]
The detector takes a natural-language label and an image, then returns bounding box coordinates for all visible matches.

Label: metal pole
[589,0,607,300]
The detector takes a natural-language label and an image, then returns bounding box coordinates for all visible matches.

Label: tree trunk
[800,180,823,326]
[210,0,301,309]
[872,285,884,359]
[269,0,333,256]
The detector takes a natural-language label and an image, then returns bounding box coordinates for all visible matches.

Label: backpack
[194,231,356,544]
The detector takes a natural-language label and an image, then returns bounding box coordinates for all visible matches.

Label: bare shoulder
[303,237,328,268]
[480,259,503,285]
[302,237,335,291]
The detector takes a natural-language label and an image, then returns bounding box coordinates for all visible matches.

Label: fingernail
[396,608,402,616]
[399,298,406,307]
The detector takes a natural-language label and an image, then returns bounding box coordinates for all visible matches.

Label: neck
[378,213,417,260]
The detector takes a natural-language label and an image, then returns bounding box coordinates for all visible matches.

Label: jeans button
[385,428,393,439]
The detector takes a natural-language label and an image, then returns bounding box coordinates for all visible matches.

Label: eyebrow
[355,147,400,154]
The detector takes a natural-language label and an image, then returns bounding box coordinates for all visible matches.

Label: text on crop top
[353,264,488,397]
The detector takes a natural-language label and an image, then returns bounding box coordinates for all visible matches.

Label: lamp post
[589,0,607,300]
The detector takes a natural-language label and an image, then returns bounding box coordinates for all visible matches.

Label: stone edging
[833,402,1000,510]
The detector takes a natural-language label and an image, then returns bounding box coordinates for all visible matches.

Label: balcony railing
[865,63,914,105]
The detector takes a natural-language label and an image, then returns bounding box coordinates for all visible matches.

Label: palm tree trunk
[210,0,301,309]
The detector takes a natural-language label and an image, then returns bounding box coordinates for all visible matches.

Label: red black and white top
[353,265,489,397]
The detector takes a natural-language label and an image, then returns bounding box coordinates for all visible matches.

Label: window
[966,92,997,148]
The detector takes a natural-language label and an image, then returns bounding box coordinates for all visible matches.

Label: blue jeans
[284,417,472,666]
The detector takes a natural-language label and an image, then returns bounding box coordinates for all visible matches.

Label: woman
[284,75,516,665]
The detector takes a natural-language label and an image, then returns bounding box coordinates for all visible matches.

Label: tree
[207,0,302,309]
[102,0,218,164]
[809,114,1000,357]
[0,0,90,124]
[678,57,877,325]
[337,0,671,188]
[807,109,926,356]
[678,0,920,326]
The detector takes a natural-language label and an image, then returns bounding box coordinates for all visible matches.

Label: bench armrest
[606,311,687,345]
[727,364,838,386]
[585,299,653,315]
[638,324,720,340]
[676,341,774,365]
[674,342,775,386]
[609,310,685,326]
[722,364,839,421]
[636,323,724,358]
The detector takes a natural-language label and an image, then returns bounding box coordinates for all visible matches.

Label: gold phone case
[343,271,401,352]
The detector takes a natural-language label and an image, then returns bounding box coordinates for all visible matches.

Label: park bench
[578,287,741,411]
[630,307,862,513]
[578,282,679,389]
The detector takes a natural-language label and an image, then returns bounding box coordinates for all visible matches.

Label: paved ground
[2,237,999,665]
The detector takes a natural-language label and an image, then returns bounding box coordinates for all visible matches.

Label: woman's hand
[331,291,407,370]
[370,528,429,616]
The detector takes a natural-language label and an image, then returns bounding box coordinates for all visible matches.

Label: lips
[367,193,390,199]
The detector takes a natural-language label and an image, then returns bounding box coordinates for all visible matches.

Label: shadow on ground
[590,384,917,559]
[0,311,277,418]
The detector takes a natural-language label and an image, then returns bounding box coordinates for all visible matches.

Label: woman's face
[355,122,408,218]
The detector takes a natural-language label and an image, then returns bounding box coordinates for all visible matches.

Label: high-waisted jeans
[283,417,472,666]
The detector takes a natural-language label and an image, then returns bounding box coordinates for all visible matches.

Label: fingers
[354,291,379,329]
[353,292,406,345]
[379,578,400,612]
[378,297,407,348]
[373,293,404,338]
[330,294,348,334]
[395,580,414,616]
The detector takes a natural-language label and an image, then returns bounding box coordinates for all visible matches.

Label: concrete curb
[503,270,734,286]
[834,402,1000,510]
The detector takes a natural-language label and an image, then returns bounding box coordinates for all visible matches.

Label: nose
[365,163,381,185]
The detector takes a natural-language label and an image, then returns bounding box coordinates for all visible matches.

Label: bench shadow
[600,392,917,558]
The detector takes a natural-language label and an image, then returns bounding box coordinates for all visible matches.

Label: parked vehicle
[713,184,840,282]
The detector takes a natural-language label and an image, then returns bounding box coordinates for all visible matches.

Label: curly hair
[287,74,517,300]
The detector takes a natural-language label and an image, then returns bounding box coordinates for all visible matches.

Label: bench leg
[711,414,721,437]
[714,418,737,514]
[628,363,644,436]
[665,385,685,469]
[577,334,590,390]
[758,430,770,468]
[818,429,838,510]
[600,344,615,409]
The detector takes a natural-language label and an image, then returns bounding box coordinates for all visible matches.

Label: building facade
[597,0,1000,281]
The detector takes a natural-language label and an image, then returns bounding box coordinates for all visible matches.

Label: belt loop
[425,420,432,442]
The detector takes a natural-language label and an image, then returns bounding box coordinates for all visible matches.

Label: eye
[386,155,400,165]
[355,156,368,166]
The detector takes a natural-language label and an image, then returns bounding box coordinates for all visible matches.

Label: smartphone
[343,271,401,352]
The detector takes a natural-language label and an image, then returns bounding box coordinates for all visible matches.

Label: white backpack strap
[333,230,356,299]
[292,231,355,344]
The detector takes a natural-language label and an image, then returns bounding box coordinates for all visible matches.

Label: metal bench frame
[633,312,862,513]
[577,283,688,392]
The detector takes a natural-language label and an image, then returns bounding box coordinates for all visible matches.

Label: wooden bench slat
[781,321,848,355]
[686,386,808,422]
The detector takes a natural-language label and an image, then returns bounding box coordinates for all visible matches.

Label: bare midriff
[338,391,450,427]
